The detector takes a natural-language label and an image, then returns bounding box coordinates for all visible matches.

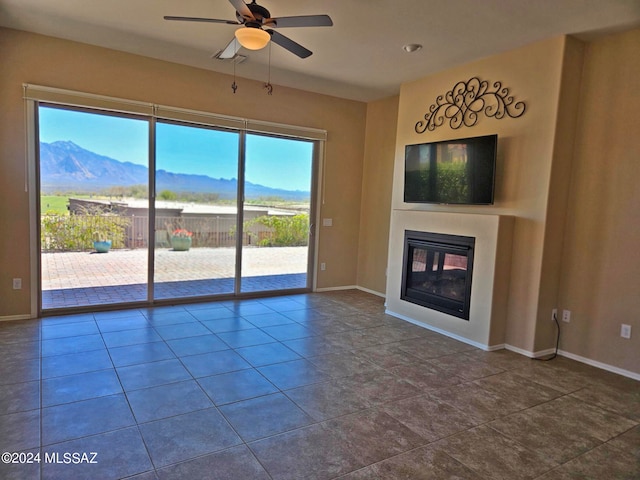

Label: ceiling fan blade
[217,37,242,59]
[269,15,333,28]
[267,30,312,58]
[164,16,239,25]
[228,0,255,22]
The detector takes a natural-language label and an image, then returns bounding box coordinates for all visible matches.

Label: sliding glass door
[38,105,149,309]
[153,121,240,300]
[36,102,318,312]
[241,133,314,293]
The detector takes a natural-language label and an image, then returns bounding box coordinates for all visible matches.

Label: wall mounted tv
[404,133,497,205]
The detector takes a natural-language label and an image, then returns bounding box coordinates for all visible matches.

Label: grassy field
[41,195,71,215]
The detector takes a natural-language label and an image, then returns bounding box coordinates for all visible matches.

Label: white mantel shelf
[385,210,514,350]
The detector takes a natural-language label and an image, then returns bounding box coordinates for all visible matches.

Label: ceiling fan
[164,0,333,59]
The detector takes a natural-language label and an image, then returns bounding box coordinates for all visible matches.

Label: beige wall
[558,28,640,373]
[0,27,367,316]
[535,37,585,351]
[356,95,399,295]
[391,36,568,354]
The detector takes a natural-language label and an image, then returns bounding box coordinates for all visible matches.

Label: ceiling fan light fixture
[235,27,270,50]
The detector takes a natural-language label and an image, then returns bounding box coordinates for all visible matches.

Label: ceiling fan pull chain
[232,41,239,93]
[264,41,273,95]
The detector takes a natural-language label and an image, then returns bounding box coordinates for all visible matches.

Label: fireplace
[401,230,475,320]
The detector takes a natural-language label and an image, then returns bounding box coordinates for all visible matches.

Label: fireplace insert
[401,230,475,320]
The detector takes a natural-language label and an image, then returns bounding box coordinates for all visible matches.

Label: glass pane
[444,253,467,270]
[408,248,467,300]
[39,105,149,309]
[241,134,313,293]
[153,122,239,300]
[411,248,426,272]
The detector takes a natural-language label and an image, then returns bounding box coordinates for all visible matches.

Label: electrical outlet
[562,310,571,323]
[12,278,22,290]
[552,308,558,322]
[621,324,631,339]
[320,262,326,271]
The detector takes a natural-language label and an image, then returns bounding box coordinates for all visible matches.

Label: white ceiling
[1,0,639,102]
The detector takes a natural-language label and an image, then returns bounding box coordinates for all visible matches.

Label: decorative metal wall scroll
[415,77,526,133]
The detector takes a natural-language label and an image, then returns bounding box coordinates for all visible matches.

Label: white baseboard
[0,314,33,322]
[557,349,640,381]
[356,286,386,298]
[385,309,503,352]
[315,284,386,298]
[503,344,639,380]
[504,344,556,359]
[314,285,358,293]
[384,308,639,381]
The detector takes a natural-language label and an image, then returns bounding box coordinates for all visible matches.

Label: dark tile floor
[1,290,638,480]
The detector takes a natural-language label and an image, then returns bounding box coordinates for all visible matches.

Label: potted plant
[93,231,112,253]
[171,228,193,251]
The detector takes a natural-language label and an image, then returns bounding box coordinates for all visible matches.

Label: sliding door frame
[147,115,157,303]
[235,129,246,295]
[25,84,326,315]
[239,130,320,295]
[34,102,153,313]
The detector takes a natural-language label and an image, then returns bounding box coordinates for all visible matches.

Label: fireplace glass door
[401,231,475,320]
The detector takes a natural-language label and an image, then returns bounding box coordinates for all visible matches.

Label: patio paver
[42,247,309,309]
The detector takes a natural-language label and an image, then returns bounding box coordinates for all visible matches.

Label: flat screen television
[404,133,497,205]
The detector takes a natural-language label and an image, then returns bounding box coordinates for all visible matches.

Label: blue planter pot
[171,236,192,251]
[93,240,112,253]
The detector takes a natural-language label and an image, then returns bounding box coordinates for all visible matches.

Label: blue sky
[38,106,313,191]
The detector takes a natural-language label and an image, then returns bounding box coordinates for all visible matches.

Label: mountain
[40,141,148,186]
[39,141,310,200]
